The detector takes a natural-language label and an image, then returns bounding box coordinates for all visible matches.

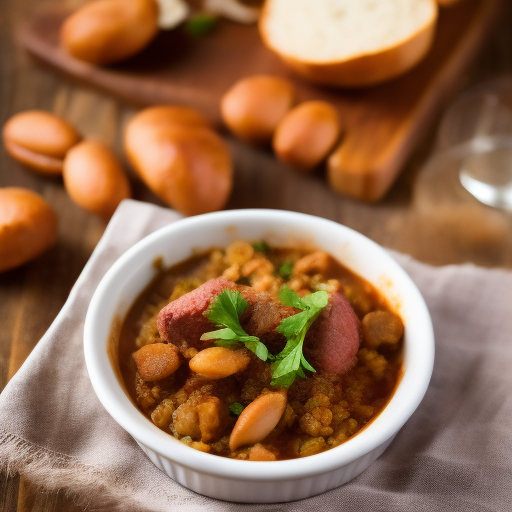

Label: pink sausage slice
[304,292,361,374]
[157,277,235,350]
[157,277,296,353]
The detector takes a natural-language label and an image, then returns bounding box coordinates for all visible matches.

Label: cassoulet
[118,241,403,461]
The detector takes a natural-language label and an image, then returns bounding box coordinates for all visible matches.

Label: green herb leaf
[300,353,316,372]
[278,286,306,309]
[271,337,302,379]
[277,310,310,337]
[200,327,238,341]
[252,240,270,254]
[270,287,329,388]
[185,13,217,37]
[301,291,329,310]
[245,339,274,361]
[278,261,294,281]
[201,289,270,361]
[229,403,245,416]
[205,289,249,336]
[209,338,241,350]
[269,372,296,388]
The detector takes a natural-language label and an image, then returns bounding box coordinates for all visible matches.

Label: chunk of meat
[249,444,277,461]
[173,400,201,439]
[293,250,333,276]
[197,397,230,442]
[157,277,296,355]
[189,347,250,379]
[239,285,297,353]
[172,389,229,442]
[172,387,211,440]
[157,277,235,351]
[304,292,361,374]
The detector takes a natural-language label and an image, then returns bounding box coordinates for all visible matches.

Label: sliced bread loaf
[259,0,438,87]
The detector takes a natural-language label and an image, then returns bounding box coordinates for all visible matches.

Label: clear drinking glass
[419,76,512,211]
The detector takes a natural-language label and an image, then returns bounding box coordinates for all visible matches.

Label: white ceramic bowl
[84,209,434,503]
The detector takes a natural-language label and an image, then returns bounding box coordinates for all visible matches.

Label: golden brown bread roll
[60,0,159,65]
[0,188,58,273]
[221,75,296,144]
[3,111,80,175]
[63,140,131,218]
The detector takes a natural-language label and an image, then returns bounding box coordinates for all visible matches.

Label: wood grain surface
[1,0,512,510]
[21,0,501,201]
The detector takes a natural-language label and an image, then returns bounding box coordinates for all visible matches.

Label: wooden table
[1,0,512,510]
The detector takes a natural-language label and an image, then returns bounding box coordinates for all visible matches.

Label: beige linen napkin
[1,199,511,512]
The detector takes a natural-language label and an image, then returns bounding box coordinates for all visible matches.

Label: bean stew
[117,241,403,461]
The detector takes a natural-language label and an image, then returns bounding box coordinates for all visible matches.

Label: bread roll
[273,101,341,170]
[60,0,159,65]
[259,0,438,87]
[126,126,233,216]
[0,188,58,273]
[63,140,131,218]
[221,75,295,144]
[3,111,80,175]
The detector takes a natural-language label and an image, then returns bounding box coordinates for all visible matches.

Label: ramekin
[84,209,434,503]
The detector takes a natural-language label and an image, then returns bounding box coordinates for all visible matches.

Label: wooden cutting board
[20,0,501,201]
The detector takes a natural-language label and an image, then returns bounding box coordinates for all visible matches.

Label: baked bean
[132,343,181,381]
[124,105,230,217]
[229,390,287,450]
[362,310,404,349]
[293,251,332,276]
[189,347,250,379]
[222,264,241,282]
[241,256,274,277]
[225,240,255,266]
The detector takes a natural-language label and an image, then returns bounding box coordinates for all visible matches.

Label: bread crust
[437,0,464,6]
[259,0,438,88]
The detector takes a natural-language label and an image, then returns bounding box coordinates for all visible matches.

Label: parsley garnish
[201,287,328,388]
[270,288,329,388]
[185,13,217,37]
[252,241,270,254]
[229,402,245,416]
[278,261,294,281]
[201,289,271,361]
